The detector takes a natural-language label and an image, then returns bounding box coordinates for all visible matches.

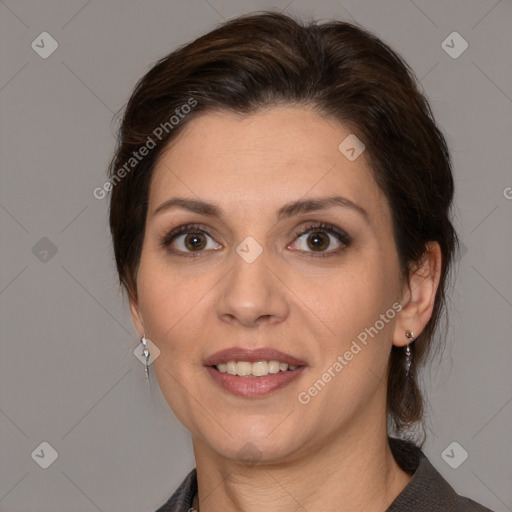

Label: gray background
[1,0,511,511]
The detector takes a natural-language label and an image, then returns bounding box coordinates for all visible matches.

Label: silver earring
[141,335,150,382]
[405,330,415,376]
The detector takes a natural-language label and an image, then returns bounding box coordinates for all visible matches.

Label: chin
[198,419,308,465]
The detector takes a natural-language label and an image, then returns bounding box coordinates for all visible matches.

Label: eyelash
[294,222,351,256]
[160,221,351,258]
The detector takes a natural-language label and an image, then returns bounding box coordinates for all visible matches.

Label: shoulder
[387,437,494,512]
[154,468,197,512]
[451,497,495,512]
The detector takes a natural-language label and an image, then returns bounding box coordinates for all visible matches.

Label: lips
[204,347,307,368]
[204,347,307,398]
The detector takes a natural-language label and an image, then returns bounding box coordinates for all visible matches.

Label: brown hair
[108,12,458,439]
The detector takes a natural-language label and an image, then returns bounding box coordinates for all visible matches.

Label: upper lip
[204,347,307,367]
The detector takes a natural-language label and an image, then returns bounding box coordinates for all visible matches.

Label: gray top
[155,438,493,511]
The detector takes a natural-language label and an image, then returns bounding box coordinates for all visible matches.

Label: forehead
[149,106,389,223]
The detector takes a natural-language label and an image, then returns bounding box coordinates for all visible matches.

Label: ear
[393,241,442,347]
[129,298,145,338]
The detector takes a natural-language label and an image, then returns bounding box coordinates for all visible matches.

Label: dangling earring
[405,330,415,376]
[141,335,151,382]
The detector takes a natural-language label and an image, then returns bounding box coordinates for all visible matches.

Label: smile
[216,360,298,377]
[204,347,307,397]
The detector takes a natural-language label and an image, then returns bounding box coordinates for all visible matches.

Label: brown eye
[289,221,351,257]
[184,233,207,251]
[306,231,330,251]
[161,224,222,256]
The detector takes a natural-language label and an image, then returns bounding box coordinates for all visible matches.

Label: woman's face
[131,106,407,463]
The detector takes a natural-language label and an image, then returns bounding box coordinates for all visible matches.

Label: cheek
[295,281,398,428]
[136,248,213,337]
[135,258,200,367]
[135,258,217,426]
[299,256,398,342]
[299,250,400,392]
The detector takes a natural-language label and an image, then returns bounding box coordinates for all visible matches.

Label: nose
[216,248,290,328]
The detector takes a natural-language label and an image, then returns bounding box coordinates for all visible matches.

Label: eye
[289,222,351,256]
[161,221,351,258]
[161,224,222,256]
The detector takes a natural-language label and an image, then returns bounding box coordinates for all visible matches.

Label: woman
[108,12,493,512]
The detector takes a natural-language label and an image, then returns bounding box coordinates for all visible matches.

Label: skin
[130,106,442,512]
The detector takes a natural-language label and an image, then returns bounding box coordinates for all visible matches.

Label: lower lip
[206,366,306,398]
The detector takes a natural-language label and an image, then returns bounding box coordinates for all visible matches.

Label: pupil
[309,232,328,251]
[186,234,205,250]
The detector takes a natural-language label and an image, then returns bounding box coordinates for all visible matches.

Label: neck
[191,409,411,512]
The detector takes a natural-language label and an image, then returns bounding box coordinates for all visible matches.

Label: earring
[405,330,415,376]
[140,335,150,382]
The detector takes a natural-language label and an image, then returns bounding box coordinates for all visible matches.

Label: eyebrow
[152,195,368,222]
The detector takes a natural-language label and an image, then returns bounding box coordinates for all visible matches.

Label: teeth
[236,361,252,376]
[215,360,300,377]
[268,360,280,374]
[251,361,268,377]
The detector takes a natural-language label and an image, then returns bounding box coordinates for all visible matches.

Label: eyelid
[290,221,351,256]
[160,221,351,257]
[160,223,215,247]
[160,223,224,258]
[294,221,351,246]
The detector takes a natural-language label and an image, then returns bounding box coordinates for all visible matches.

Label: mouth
[204,348,307,397]
[214,360,301,377]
